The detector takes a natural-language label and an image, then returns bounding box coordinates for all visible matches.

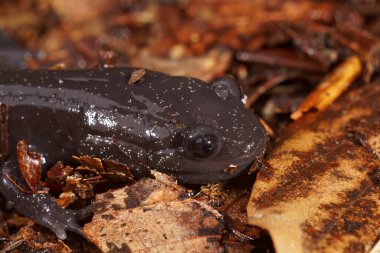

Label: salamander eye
[187,134,219,158]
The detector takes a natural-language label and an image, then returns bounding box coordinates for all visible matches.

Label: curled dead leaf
[16,140,41,192]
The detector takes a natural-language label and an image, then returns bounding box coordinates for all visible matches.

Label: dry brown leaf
[248,84,380,253]
[291,55,362,120]
[83,177,224,253]
[72,155,104,171]
[16,140,41,192]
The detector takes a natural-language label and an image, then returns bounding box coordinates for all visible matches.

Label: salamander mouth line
[105,136,258,177]
[113,140,152,171]
[158,158,254,175]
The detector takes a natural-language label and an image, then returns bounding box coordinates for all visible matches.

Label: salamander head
[143,76,268,184]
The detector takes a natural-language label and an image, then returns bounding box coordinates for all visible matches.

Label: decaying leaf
[74,155,134,181]
[291,55,362,120]
[83,174,224,252]
[17,225,71,253]
[46,161,73,193]
[55,191,76,208]
[72,155,104,171]
[193,182,272,252]
[248,84,380,253]
[16,140,42,192]
[46,155,133,204]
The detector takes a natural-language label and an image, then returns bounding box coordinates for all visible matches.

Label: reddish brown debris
[16,140,42,192]
[45,155,134,203]
[17,225,71,252]
[72,156,103,171]
[55,192,76,208]
[128,68,146,85]
[46,161,73,193]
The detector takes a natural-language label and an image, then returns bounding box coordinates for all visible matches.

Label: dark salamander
[0,67,267,239]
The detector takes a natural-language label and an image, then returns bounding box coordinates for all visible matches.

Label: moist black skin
[0,67,267,239]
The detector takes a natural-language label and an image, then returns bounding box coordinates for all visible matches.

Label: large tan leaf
[247,84,380,253]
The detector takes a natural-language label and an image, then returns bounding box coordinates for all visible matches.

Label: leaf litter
[0,0,380,252]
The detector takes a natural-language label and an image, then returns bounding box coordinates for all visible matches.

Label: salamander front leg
[0,159,91,240]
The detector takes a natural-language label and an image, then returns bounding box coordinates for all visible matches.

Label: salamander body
[0,67,267,239]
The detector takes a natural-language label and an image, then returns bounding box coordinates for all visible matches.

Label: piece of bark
[83,174,224,252]
[247,84,380,253]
